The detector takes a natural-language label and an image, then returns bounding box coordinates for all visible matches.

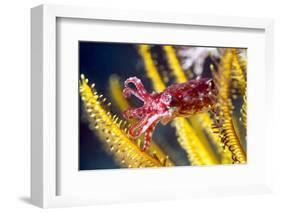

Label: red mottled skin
[122,77,218,151]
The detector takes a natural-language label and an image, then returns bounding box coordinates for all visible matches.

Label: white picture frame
[31,4,274,208]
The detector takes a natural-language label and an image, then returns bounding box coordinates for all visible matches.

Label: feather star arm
[135,44,218,165]
[80,74,168,168]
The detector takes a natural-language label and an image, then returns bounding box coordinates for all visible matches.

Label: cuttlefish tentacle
[122,76,218,151]
[123,107,146,120]
[143,120,158,151]
[123,77,150,101]
[128,114,150,138]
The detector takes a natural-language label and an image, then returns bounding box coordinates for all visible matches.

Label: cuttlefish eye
[160,92,172,105]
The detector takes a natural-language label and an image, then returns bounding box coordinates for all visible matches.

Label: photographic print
[79,42,247,170]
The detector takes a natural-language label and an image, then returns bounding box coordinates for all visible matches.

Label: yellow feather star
[163,45,233,164]
[139,44,218,165]
[80,74,168,168]
[79,44,247,168]
[214,49,247,163]
[108,74,174,167]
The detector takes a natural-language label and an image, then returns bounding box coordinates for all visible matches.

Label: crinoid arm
[79,74,170,168]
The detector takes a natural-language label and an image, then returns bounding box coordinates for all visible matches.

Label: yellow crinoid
[79,43,247,169]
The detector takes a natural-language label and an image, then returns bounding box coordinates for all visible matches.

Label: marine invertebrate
[109,74,175,165]
[80,74,173,168]
[79,42,247,169]
[138,44,219,165]
[122,77,218,151]
[163,45,233,164]
[212,49,246,163]
[176,46,220,75]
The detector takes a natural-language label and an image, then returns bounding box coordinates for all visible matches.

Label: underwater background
[79,41,247,170]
